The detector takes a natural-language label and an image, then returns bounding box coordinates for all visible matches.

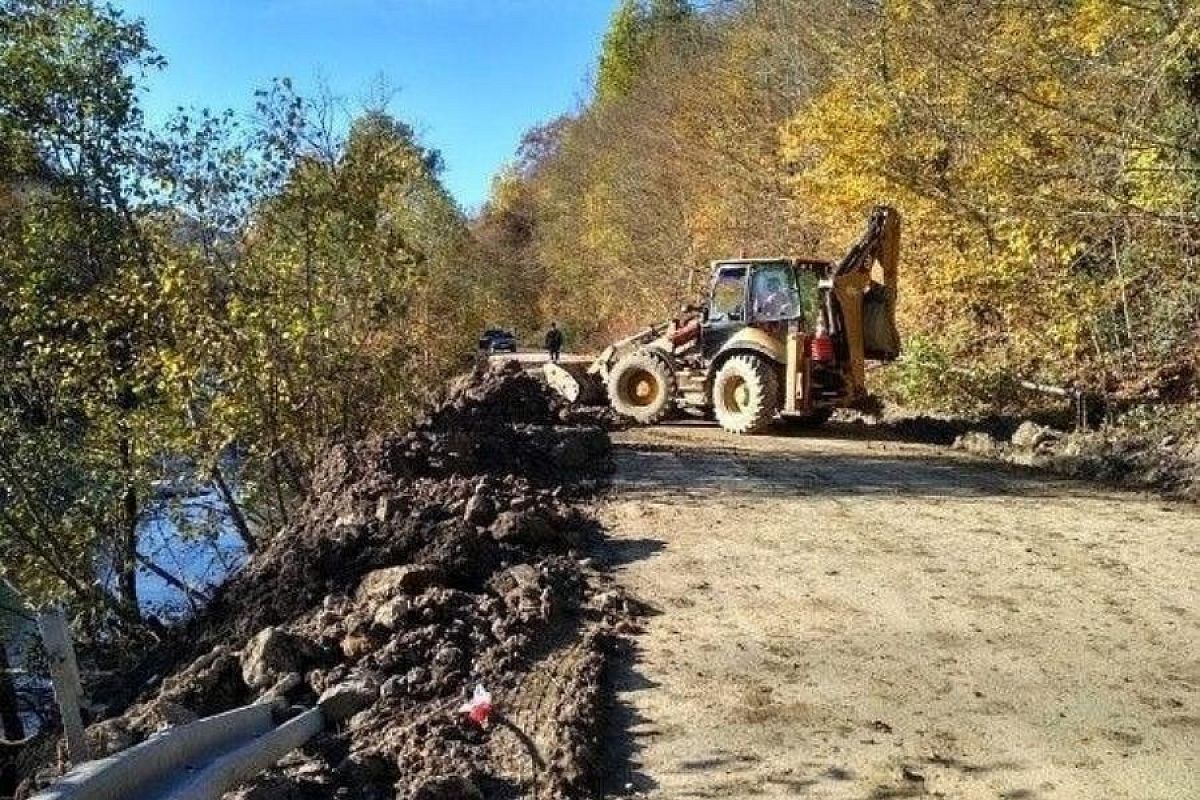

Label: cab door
[701,263,748,359]
[747,261,803,324]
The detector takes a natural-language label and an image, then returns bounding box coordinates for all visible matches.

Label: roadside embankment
[18,363,635,800]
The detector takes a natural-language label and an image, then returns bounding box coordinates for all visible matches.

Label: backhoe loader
[544,205,902,434]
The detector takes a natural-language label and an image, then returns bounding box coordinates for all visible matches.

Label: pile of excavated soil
[953,412,1200,502]
[836,402,1200,501]
[39,362,635,800]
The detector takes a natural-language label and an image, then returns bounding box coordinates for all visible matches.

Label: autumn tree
[490,0,1200,409]
[0,0,173,625]
[153,82,492,534]
[597,0,646,103]
[2,3,499,633]
[780,0,1200,405]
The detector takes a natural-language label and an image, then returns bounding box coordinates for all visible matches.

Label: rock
[1011,421,1041,448]
[241,627,309,691]
[355,564,441,603]
[953,430,1001,457]
[372,596,411,630]
[86,718,137,758]
[262,671,304,700]
[488,564,543,621]
[376,495,395,522]
[489,563,540,596]
[324,594,350,612]
[306,667,344,695]
[132,699,199,731]
[490,510,556,546]
[334,512,363,528]
[343,610,371,636]
[411,775,484,800]
[1011,420,1062,450]
[432,645,464,669]
[335,751,393,784]
[463,491,496,527]
[153,646,245,715]
[318,680,379,723]
[380,675,405,701]
[341,633,373,660]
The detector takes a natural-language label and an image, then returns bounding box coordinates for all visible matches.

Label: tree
[779,0,1200,405]
[156,84,490,532]
[647,0,692,32]
[492,0,1200,409]
[0,0,172,624]
[1,3,502,635]
[597,0,646,102]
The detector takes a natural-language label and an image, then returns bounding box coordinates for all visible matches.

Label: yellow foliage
[485,0,1199,408]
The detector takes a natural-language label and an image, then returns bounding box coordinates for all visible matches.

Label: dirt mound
[831,405,1037,446]
[952,406,1200,501]
[836,400,1199,500]
[54,363,633,800]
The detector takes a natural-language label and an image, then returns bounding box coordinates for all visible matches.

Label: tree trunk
[118,483,140,614]
[0,645,24,742]
[134,553,209,613]
[111,430,142,618]
[211,465,256,553]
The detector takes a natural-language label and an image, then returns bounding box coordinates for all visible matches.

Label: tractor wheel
[712,354,779,435]
[607,349,677,425]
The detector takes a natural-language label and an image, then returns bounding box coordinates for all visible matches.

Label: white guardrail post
[37,606,89,765]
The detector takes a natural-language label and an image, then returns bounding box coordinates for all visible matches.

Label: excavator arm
[831,205,902,400]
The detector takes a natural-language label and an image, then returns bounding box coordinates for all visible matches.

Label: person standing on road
[544,322,564,363]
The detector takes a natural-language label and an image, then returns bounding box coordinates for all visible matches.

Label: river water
[2,484,248,735]
[124,488,248,620]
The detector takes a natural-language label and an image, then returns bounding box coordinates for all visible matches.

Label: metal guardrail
[29,700,324,800]
[16,603,345,800]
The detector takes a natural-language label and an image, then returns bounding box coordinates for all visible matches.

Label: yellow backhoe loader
[544,205,901,434]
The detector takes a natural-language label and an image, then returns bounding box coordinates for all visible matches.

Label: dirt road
[599,422,1199,799]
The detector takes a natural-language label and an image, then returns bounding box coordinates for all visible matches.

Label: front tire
[607,349,676,425]
[711,354,779,434]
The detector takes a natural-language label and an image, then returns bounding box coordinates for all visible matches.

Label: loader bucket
[543,361,607,406]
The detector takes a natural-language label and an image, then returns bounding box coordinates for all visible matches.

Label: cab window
[749,263,802,321]
[709,266,747,323]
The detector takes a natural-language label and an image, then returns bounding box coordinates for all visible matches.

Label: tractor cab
[701,259,827,358]
[706,259,825,324]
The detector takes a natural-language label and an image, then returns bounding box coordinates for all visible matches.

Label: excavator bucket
[838,205,901,362]
[543,361,607,405]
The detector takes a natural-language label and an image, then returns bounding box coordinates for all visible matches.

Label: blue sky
[114,1,616,211]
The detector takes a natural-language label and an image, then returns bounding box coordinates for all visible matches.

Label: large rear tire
[712,354,779,434]
[607,349,676,425]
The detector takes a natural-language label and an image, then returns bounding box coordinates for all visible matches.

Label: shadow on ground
[610,424,1105,501]
[585,525,665,798]
[600,642,661,798]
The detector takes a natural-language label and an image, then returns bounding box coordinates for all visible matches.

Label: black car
[478,329,517,353]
